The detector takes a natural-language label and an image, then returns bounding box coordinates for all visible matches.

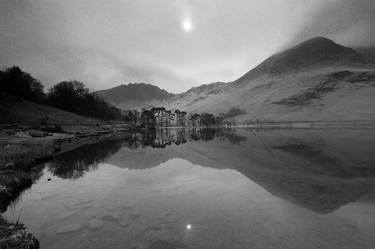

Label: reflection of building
[145,128,231,147]
[190,114,201,127]
[175,129,187,144]
[215,114,224,126]
[153,129,173,148]
[174,110,187,127]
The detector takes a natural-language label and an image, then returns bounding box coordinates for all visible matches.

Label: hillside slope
[0,94,98,125]
[99,37,375,122]
[168,67,375,122]
[235,37,367,83]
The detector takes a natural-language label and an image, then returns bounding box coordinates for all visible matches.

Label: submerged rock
[119,220,131,228]
[119,215,131,228]
[101,214,119,222]
[87,219,103,231]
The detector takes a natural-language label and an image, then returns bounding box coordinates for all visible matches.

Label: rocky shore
[0,217,39,249]
[0,123,132,248]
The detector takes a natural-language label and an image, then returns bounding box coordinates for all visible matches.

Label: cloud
[288,0,375,47]
[3,0,372,93]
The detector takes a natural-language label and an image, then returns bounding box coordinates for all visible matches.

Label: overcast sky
[1,0,374,93]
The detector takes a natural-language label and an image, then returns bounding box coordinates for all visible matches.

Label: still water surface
[4,128,375,249]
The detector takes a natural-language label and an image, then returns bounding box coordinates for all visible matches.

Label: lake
[3,128,375,249]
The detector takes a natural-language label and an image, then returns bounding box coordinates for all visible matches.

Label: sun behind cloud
[182,19,193,32]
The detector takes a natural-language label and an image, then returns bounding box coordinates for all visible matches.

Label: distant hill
[96,83,174,104]
[98,37,375,122]
[96,82,229,111]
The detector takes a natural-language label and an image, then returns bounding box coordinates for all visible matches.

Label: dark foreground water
[3,128,375,249]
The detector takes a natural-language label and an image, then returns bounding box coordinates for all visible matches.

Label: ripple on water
[56,209,79,220]
[56,223,82,235]
[101,214,120,222]
[149,240,187,249]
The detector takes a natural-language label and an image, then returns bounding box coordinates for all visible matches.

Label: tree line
[0,66,125,120]
[1,66,247,124]
[138,107,226,128]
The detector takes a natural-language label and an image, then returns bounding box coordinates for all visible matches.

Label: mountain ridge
[98,37,369,104]
[96,83,174,104]
[235,36,368,84]
[97,36,375,122]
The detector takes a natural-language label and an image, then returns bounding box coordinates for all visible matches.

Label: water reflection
[48,138,123,179]
[4,128,375,249]
[47,128,245,179]
[46,128,375,214]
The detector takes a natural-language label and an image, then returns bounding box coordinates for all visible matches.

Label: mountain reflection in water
[4,128,375,249]
[46,128,375,213]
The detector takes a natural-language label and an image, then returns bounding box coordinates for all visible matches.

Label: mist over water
[3,128,375,249]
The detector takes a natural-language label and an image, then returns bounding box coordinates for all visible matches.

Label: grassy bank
[0,124,132,199]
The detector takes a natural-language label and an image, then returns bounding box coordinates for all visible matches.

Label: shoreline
[0,217,39,249]
[225,120,375,129]
[0,123,134,206]
[155,120,375,130]
[1,121,375,248]
[0,123,133,249]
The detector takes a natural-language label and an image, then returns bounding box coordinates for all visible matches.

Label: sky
[1,0,374,93]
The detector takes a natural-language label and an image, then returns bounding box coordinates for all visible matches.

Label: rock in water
[87,219,103,231]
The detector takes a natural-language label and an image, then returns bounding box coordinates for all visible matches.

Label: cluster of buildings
[140,107,188,128]
[124,107,224,128]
